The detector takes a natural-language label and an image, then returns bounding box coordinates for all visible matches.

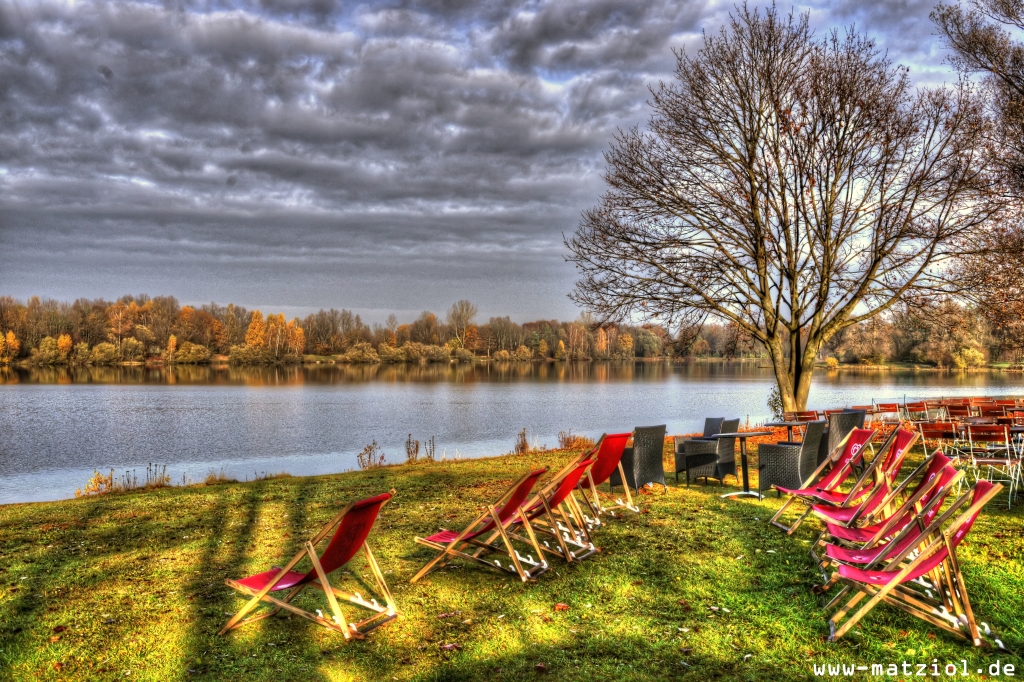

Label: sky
[0,0,958,323]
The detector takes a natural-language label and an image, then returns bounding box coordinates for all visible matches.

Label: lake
[3,361,1024,504]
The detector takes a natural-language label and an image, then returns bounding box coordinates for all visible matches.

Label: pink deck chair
[826,481,1003,646]
[511,458,598,562]
[577,432,637,522]
[411,468,549,582]
[809,428,918,522]
[770,428,876,534]
[219,492,397,639]
[824,453,961,546]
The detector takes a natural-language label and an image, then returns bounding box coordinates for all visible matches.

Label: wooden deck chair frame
[411,468,550,583]
[769,427,876,535]
[809,429,919,518]
[219,493,398,640]
[825,482,1003,647]
[814,470,973,596]
[809,454,964,581]
[576,432,638,523]
[511,458,598,563]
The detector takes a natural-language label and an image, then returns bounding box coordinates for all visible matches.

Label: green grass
[0,448,1021,681]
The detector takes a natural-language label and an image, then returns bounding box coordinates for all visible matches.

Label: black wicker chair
[610,425,667,493]
[817,410,866,466]
[698,417,725,440]
[674,418,740,485]
[757,421,825,497]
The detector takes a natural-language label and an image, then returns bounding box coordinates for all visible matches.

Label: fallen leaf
[52,626,67,633]
[554,603,570,612]
[534,662,548,673]
[49,635,61,643]
[439,643,462,652]
[678,600,691,611]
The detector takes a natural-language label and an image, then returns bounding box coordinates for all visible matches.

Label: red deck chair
[808,452,963,577]
[577,432,637,522]
[814,475,980,595]
[769,428,876,534]
[826,481,1003,646]
[219,493,397,639]
[810,428,917,509]
[411,468,549,583]
[511,458,598,562]
[806,430,911,526]
[820,453,962,549]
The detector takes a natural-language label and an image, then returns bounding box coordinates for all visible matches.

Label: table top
[713,431,773,439]
[763,421,805,427]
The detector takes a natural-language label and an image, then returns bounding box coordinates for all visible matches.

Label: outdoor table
[712,431,773,499]
[764,420,804,443]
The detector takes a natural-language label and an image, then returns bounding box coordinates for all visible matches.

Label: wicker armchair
[610,425,667,493]
[758,421,825,497]
[817,410,866,466]
[674,418,740,485]
[698,417,725,440]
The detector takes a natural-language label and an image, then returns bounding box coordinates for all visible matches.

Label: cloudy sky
[0,0,956,323]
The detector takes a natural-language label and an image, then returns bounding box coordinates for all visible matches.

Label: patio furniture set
[215,396,1014,649]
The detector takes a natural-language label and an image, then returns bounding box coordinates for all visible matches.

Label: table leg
[722,436,761,499]
[787,426,795,442]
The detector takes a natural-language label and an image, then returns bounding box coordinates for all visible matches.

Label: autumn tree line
[0,295,681,366]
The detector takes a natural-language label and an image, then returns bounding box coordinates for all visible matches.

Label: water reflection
[1,359,777,386]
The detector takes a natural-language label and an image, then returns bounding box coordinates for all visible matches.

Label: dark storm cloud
[0,0,958,320]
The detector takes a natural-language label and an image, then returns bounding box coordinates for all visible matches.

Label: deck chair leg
[220,547,309,635]
[618,462,638,512]
[490,507,528,580]
[307,542,357,639]
[539,497,574,561]
[768,497,796,530]
[362,543,398,614]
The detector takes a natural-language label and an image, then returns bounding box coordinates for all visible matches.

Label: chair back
[313,493,391,576]
[494,469,549,521]
[532,459,594,516]
[827,411,866,460]
[882,428,916,480]
[701,418,725,438]
[716,418,740,462]
[818,427,873,490]
[977,405,1006,418]
[797,421,826,479]
[588,432,632,485]
[631,425,668,488]
[794,411,820,422]
[966,424,1010,447]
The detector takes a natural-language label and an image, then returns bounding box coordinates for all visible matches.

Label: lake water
[3,361,1024,504]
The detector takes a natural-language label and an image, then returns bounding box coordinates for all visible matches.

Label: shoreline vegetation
[1,444,1020,681]
[4,294,1020,374]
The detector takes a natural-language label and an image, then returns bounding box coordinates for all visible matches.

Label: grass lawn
[0,445,1021,681]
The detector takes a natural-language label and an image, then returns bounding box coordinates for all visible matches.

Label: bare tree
[933,0,1024,193]
[446,300,478,348]
[566,5,999,410]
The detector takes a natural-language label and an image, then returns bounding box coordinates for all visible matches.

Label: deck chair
[769,428,875,534]
[219,492,397,639]
[411,468,549,583]
[825,481,1003,646]
[811,453,962,571]
[577,432,637,521]
[809,428,918,512]
[814,472,976,593]
[511,458,598,563]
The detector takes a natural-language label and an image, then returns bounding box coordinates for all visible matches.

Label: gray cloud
[0,0,959,321]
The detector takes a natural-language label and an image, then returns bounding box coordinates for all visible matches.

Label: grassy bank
[0,448,1021,681]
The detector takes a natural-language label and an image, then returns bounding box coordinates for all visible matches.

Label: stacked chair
[768,421,1005,647]
[412,429,650,583]
[674,418,739,486]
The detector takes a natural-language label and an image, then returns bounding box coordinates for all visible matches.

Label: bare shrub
[358,440,386,469]
[513,428,530,456]
[557,430,596,450]
[405,434,420,463]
